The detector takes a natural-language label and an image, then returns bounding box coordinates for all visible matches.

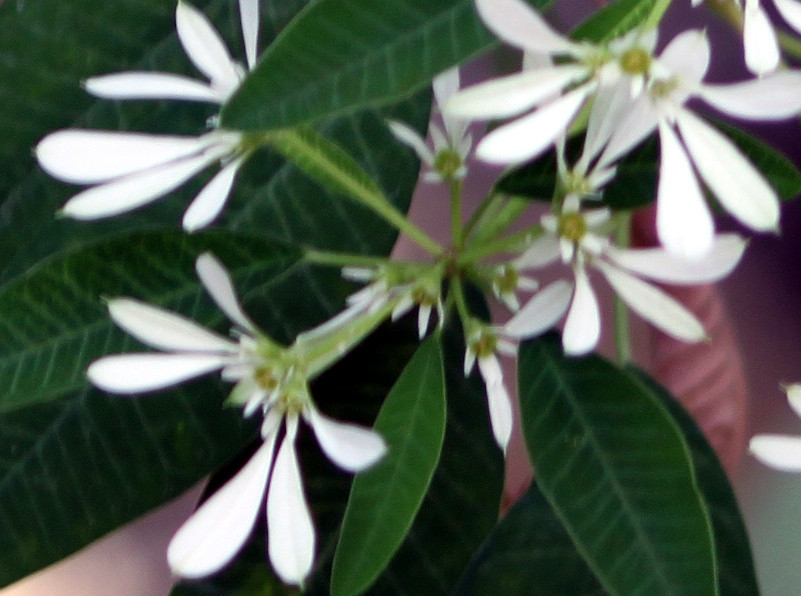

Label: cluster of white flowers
[91,253,387,585]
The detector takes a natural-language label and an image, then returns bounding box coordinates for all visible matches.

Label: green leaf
[517,334,716,596]
[628,368,760,595]
[222,0,553,131]
[331,335,446,596]
[456,483,605,595]
[571,0,659,43]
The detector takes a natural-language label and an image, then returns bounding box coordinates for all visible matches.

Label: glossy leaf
[331,335,446,596]
[221,0,554,131]
[456,483,605,596]
[517,334,716,596]
[629,368,760,595]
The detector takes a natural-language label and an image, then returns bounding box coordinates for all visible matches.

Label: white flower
[35,1,261,231]
[463,323,516,452]
[387,68,473,182]
[504,194,747,355]
[342,265,444,340]
[88,252,387,585]
[599,30,801,257]
[444,0,657,165]
[750,384,801,471]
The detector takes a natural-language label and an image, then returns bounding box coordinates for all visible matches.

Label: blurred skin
[2,0,792,594]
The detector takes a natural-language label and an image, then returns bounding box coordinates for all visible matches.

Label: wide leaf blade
[517,334,716,596]
[331,334,446,596]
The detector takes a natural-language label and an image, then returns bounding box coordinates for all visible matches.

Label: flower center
[558,212,587,243]
[434,148,463,179]
[254,366,278,390]
[495,265,519,295]
[471,333,498,359]
[650,76,679,99]
[412,285,438,307]
[619,47,651,75]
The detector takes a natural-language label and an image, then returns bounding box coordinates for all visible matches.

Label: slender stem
[463,192,499,240]
[303,249,392,269]
[449,277,473,325]
[365,195,444,257]
[450,178,464,249]
[613,213,632,364]
[778,30,801,62]
[459,225,544,265]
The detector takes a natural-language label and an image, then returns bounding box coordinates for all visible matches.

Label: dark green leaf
[456,483,605,596]
[332,335,446,596]
[571,0,658,43]
[222,0,554,131]
[628,367,760,596]
[517,334,716,596]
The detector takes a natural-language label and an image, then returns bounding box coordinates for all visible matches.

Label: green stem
[463,192,500,240]
[450,178,464,249]
[459,225,544,265]
[303,249,392,269]
[778,30,801,62]
[613,213,632,364]
[449,277,473,325]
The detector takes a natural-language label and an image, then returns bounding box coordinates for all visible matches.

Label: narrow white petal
[464,349,477,376]
[743,0,780,75]
[196,252,257,332]
[433,67,461,107]
[562,267,600,356]
[750,435,801,471]
[504,280,572,338]
[656,30,710,85]
[597,261,705,342]
[786,384,801,419]
[267,420,316,586]
[36,130,213,184]
[445,65,587,120]
[583,77,635,166]
[85,72,222,103]
[514,234,561,270]
[417,304,432,339]
[183,157,244,232]
[87,353,229,393]
[176,1,241,92]
[386,119,434,164]
[108,298,238,352]
[475,0,578,54]
[168,437,276,578]
[698,72,801,120]
[477,355,513,451]
[676,110,779,232]
[239,0,260,70]
[597,93,658,169]
[307,408,387,473]
[60,152,218,219]
[476,85,591,164]
[774,0,801,34]
[656,121,714,258]
[605,233,746,283]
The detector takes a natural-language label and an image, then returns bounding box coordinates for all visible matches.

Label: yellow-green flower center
[558,212,587,243]
[650,77,679,99]
[619,47,651,75]
[471,333,498,359]
[434,148,462,179]
[495,265,519,295]
[254,366,278,390]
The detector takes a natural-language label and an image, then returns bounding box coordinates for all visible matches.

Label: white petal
[774,0,801,34]
[582,76,636,166]
[107,298,238,352]
[605,233,746,283]
[787,383,801,419]
[656,30,710,85]
[168,437,276,578]
[562,267,600,356]
[59,151,219,220]
[596,261,705,342]
[196,252,257,332]
[477,355,513,451]
[513,234,561,270]
[476,85,592,164]
[475,0,578,55]
[87,353,229,393]
[239,0,260,70]
[676,110,779,232]
[597,93,658,169]
[656,121,715,258]
[445,65,587,120]
[36,130,213,184]
[464,348,477,377]
[433,67,460,107]
[743,0,780,75]
[307,408,387,473]
[85,72,222,103]
[750,435,801,471]
[267,419,316,586]
[698,72,801,120]
[386,119,434,164]
[176,1,241,93]
[417,304,432,339]
[504,280,572,338]
[183,156,244,232]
